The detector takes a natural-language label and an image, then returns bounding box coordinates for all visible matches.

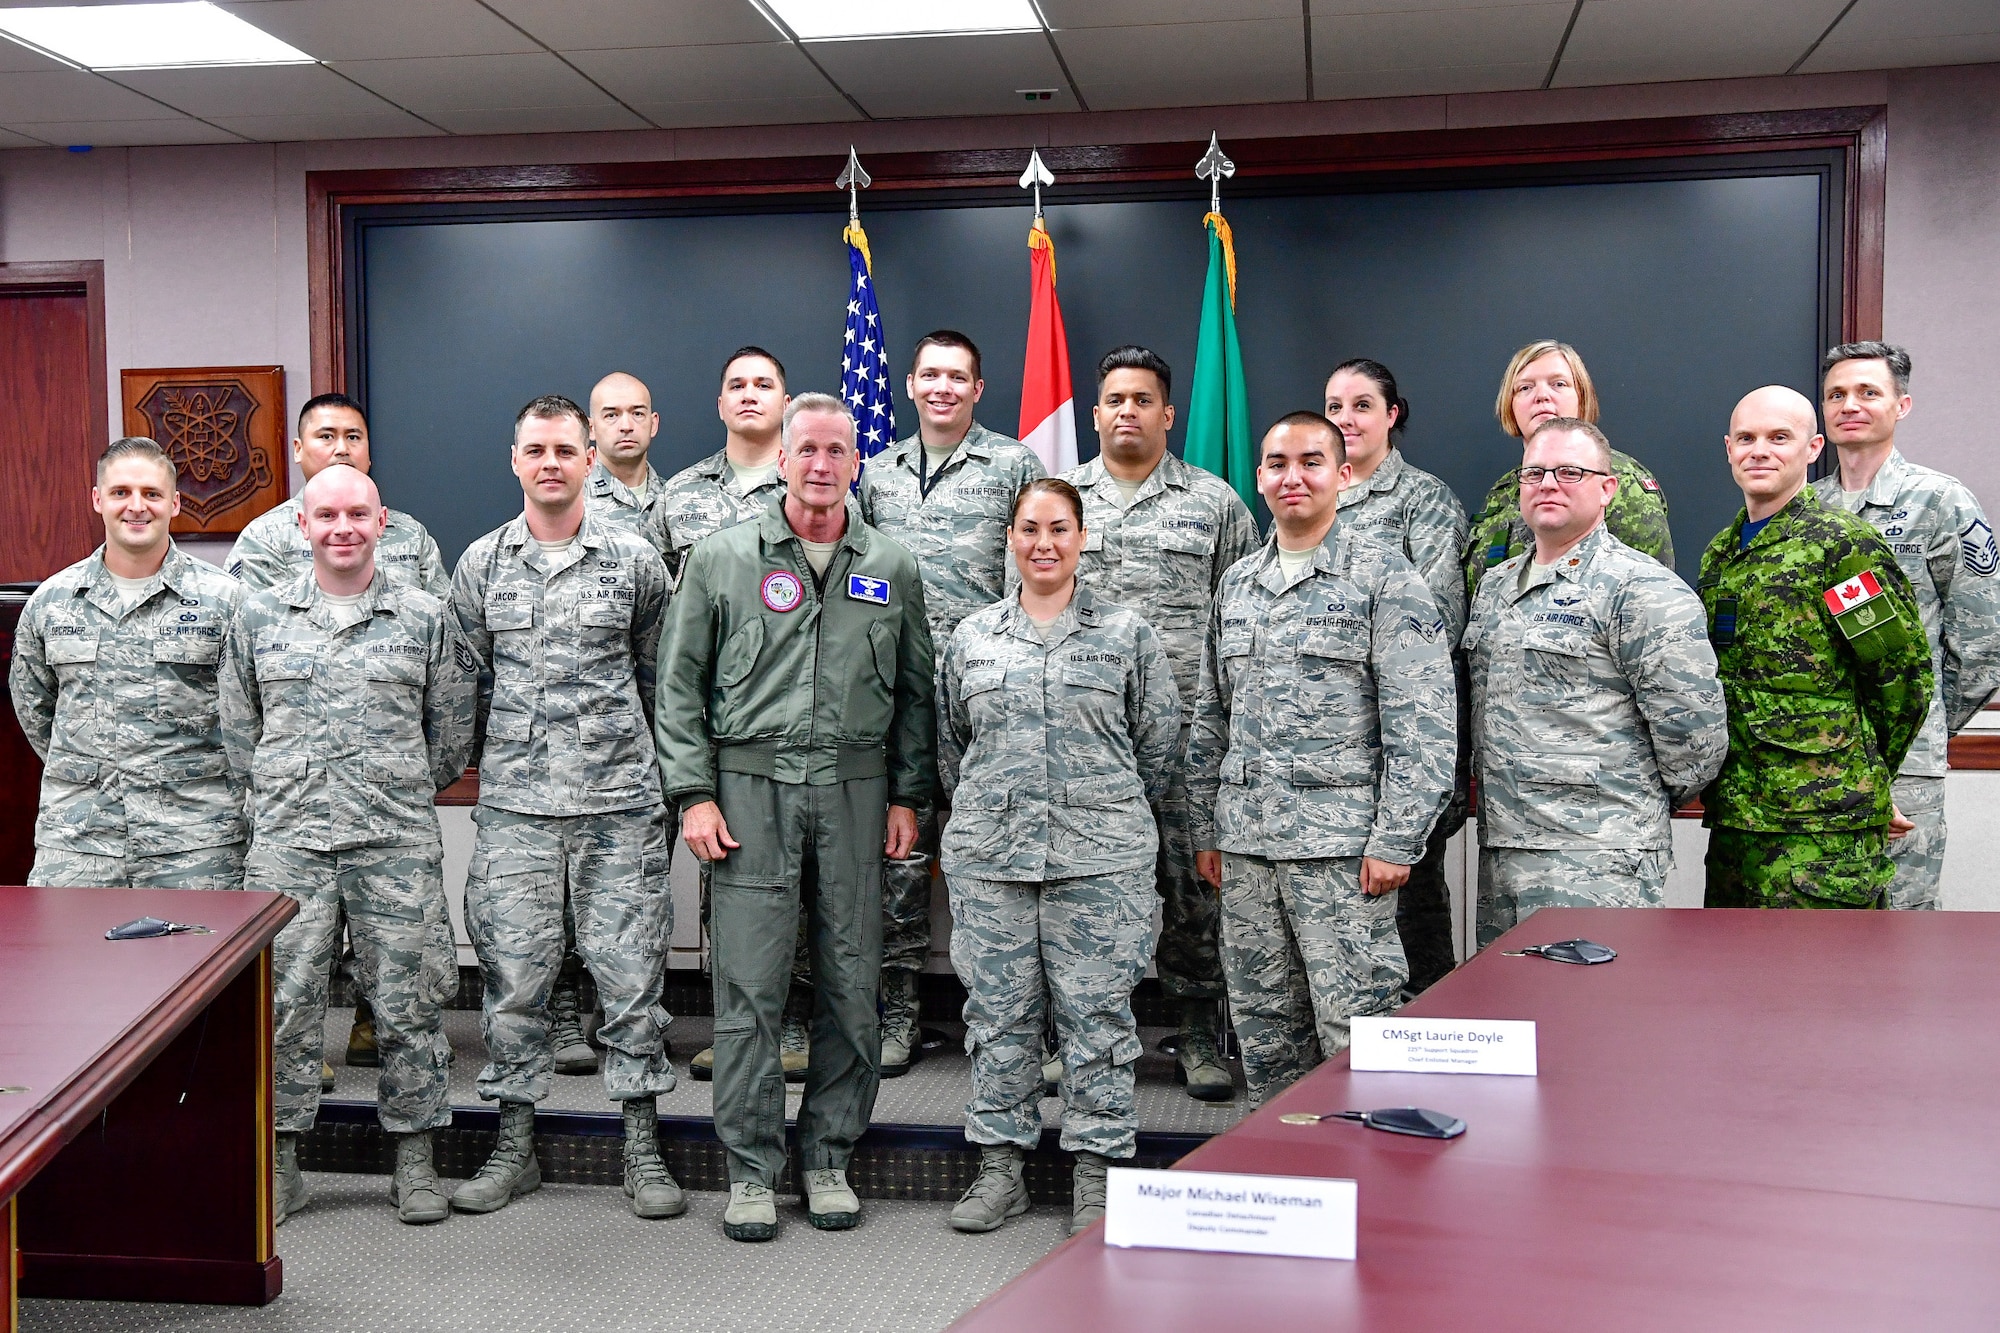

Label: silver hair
[781,392,857,448]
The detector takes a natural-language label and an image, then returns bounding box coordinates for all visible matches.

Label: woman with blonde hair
[1460,339,1675,596]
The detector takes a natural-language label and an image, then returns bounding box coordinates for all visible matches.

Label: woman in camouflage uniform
[937,478,1182,1238]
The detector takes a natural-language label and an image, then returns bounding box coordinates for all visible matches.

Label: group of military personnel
[10,328,1998,1244]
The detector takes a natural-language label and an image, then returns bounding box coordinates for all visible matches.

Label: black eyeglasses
[1518,465,1612,486]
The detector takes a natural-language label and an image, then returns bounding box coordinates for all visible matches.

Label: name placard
[1349,1017,1538,1076]
[1103,1167,1357,1261]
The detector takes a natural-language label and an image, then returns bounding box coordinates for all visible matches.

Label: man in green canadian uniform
[1699,385,1933,909]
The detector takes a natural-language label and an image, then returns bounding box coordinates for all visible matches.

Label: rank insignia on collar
[762,570,804,612]
[847,574,890,605]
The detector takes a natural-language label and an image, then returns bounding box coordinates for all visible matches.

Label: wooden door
[0,262,107,582]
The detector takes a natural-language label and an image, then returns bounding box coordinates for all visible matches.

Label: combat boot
[879,968,920,1077]
[346,997,380,1068]
[451,1101,540,1214]
[723,1181,777,1242]
[950,1145,1029,1233]
[388,1130,449,1225]
[690,1045,715,1081]
[1176,1000,1235,1102]
[550,977,598,1075]
[780,1011,810,1083]
[273,1131,308,1226]
[320,1061,336,1092]
[621,1097,686,1219]
[1071,1150,1109,1236]
[805,1167,861,1230]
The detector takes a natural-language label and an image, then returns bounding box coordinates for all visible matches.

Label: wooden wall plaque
[120,365,288,538]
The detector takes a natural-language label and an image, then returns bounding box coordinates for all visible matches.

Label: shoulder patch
[1961,518,1998,577]
[1639,477,1660,493]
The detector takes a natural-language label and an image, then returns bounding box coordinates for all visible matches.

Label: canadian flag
[1018,218,1078,473]
[1823,569,1884,615]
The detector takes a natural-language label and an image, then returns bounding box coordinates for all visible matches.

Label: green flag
[1183,212,1257,515]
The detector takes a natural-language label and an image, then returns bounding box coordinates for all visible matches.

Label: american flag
[840,223,894,472]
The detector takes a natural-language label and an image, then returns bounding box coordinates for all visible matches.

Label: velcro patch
[847,574,890,605]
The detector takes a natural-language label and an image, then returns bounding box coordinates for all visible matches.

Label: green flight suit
[655,501,936,1187]
[1697,488,1934,909]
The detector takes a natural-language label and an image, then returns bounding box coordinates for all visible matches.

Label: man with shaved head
[586,371,670,552]
[221,463,476,1227]
[1697,386,1933,910]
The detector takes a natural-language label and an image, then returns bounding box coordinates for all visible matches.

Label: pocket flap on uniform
[715,620,764,689]
[1158,526,1214,556]
[1298,627,1367,662]
[1060,660,1122,692]
[44,634,98,665]
[252,750,309,779]
[1520,622,1589,657]
[1220,752,1247,784]
[486,709,534,742]
[153,636,221,665]
[1511,752,1601,785]
[486,603,534,632]
[1219,626,1255,659]
[255,650,316,682]
[1290,748,1374,788]
[868,620,897,686]
[954,780,1012,810]
[578,597,630,629]
[1066,771,1144,805]
[44,750,99,783]
[362,752,430,784]
[578,710,638,743]
[156,748,228,781]
[364,648,425,684]
[1744,695,1854,755]
[958,666,1005,700]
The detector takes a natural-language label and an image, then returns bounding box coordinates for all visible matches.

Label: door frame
[0,260,110,455]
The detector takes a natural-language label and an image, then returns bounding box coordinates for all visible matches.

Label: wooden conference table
[954,907,2000,1331]
[0,885,295,1331]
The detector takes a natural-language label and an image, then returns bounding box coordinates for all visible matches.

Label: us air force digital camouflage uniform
[861,422,1046,985]
[1699,489,1934,909]
[228,497,449,595]
[585,460,670,556]
[936,583,1180,1159]
[220,574,475,1135]
[10,545,246,889]
[1465,450,1674,598]
[1464,524,1727,948]
[450,513,675,1106]
[1338,447,1470,993]
[1186,530,1455,1107]
[650,449,787,584]
[1063,450,1259,1003]
[1815,451,2000,909]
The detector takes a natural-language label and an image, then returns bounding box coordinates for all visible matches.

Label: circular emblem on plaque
[761,570,804,613]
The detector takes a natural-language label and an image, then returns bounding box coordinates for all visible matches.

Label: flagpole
[836,148,892,473]
[1017,148,1077,473]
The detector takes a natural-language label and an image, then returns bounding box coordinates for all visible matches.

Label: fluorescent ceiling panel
[761,0,1040,41]
[0,1,312,70]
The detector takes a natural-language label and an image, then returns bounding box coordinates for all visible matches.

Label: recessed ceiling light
[0,1,313,71]
[758,0,1041,42]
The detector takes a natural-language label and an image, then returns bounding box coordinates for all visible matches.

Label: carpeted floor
[21,1174,1066,1333]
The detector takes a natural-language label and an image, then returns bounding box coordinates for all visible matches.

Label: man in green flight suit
[1698,385,1933,909]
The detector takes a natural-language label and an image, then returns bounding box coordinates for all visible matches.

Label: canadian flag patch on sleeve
[1823,570,1883,616]
[1822,569,1898,642]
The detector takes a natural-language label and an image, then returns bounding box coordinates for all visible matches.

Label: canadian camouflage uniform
[937,583,1180,1159]
[220,573,475,1134]
[228,497,449,595]
[1338,448,1470,993]
[1187,529,1456,1107]
[655,501,935,1187]
[1699,488,1934,910]
[861,422,1047,978]
[1815,451,2000,909]
[10,545,246,889]
[650,447,788,585]
[450,513,676,1106]
[585,460,670,557]
[1063,450,1260,1003]
[1464,449,1675,599]
[1464,524,1728,948]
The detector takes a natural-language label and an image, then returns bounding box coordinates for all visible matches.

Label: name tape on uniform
[1103,1167,1356,1261]
[847,573,890,604]
[1348,1017,1537,1076]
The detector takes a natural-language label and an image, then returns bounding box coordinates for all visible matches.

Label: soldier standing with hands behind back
[1700,386,1933,909]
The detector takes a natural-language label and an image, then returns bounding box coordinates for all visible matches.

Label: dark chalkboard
[355,158,1835,582]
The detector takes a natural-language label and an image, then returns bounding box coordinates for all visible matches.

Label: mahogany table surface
[952,907,2000,1332]
[0,884,295,1205]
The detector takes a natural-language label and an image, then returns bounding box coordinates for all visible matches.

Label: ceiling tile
[332,52,623,112]
[564,41,833,105]
[1041,0,1296,27]
[807,33,1077,118]
[631,94,859,128]
[1800,0,2000,73]
[0,68,195,121]
[1553,0,1852,87]
[1314,3,1571,75]
[1058,19,1306,111]
[425,104,650,134]
[1316,62,1547,99]
[206,109,443,140]
[0,35,74,72]
[110,62,400,117]
[484,0,782,50]
[1311,0,1565,13]
[219,0,540,60]
[2,116,246,145]
[0,124,49,146]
